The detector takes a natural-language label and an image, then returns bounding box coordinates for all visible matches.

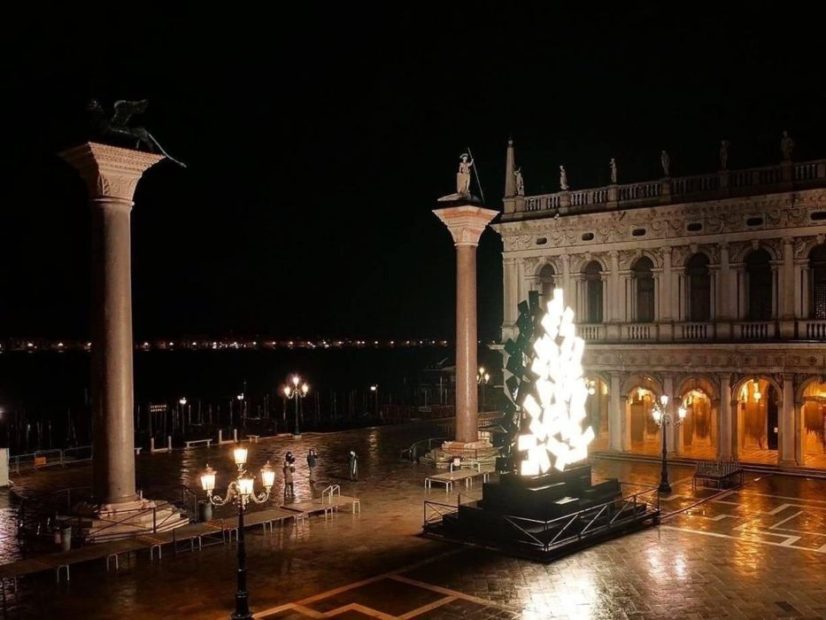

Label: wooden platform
[425,469,492,493]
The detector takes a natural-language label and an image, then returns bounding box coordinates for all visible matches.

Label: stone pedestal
[61,143,164,508]
[433,203,498,446]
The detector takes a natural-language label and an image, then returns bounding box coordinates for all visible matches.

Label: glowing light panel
[519,288,594,475]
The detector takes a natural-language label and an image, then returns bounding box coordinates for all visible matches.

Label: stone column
[61,143,164,508]
[502,257,518,340]
[780,239,795,338]
[779,373,796,467]
[433,204,498,446]
[719,374,732,459]
[609,373,623,451]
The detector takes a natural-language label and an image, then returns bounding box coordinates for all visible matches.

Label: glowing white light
[518,288,594,474]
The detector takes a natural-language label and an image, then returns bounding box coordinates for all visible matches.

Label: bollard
[233,428,238,443]
[198,501,213,522]
[218,430,223,444]
[150,437,156,453]
[61,525,72,552]
[167,436,172,452]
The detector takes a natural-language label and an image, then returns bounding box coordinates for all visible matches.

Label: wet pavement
[3,424,826,619]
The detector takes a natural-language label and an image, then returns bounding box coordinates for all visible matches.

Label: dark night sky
[2,5,825,341]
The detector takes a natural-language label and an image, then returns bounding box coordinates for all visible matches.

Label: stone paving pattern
[2,424,826,618]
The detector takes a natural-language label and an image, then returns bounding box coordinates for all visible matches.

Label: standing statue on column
[781,130,794,162]
[720,140,730,170]
[559,165,569,191]
[660,150,671,177]
[514,166,525,196]
[609,158,618,184]
[456,153,474,196]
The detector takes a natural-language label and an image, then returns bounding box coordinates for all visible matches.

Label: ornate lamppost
[651,394,686,494]
[201,448,275,620]
[477,367,490,412]
[283,375,309,437]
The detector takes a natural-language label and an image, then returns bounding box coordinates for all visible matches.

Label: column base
[74,498,189,543]
[442,439,492,453]
[778,459,799,469]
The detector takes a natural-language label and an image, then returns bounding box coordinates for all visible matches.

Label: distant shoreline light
[0,337,504,354]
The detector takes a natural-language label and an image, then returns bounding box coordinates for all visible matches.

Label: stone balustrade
[508,159,826,217]
[573,319,826,343]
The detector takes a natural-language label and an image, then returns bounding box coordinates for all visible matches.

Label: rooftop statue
[87,99,187,167]
[514,166,525,196]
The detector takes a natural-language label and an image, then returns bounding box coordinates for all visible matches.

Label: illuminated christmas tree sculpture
[516,288,594,474]
[500,288,594,476]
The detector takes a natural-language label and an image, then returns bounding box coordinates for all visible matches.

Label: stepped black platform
[422,464,660,562]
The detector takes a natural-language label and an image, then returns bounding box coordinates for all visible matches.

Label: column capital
[60,142,164,203]
[433,205,498,246]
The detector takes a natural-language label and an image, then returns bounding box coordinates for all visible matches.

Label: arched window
[686,253,711,322]
[583,261,603,324]
[632,257,655,323]
[810,245,826,319]
[746,249,772,321]
[538,264,555,301]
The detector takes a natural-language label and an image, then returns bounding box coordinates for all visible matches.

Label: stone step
[84,506,190,543]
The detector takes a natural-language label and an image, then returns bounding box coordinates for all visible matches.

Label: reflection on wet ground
[3,424,826,618]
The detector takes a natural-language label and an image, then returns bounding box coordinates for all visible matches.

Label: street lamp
[477,367,490,412]
[370,385,379,418]
[283,374,309,437]
[651,394,686,494]
[201,450,275,620]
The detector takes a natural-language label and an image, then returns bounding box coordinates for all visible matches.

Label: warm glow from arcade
[517,288,594,475]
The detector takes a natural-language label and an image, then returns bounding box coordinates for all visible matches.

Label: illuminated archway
[678,389,716,459]
[801,380,826,467]
[626,386,659,455]
[736,377,779,463]
[585,376,609,451]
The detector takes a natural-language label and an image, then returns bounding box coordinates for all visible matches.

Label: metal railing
[424,485,659,553]
[321,484,341,504]
[9,446,92,474]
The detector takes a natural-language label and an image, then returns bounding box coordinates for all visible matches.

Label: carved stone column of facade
[717,243,732,338]
[561,254,572,312]
[433,204,498,447]
[735,264,747,320]
[660,247,673,321]
[608,251,620,322]
[609,372,623,451]
[794,392,805,466]
[502,257,519,340]
[779,373,797,466]
[516,259,526,310]
[780,239,796,337]
[719,374,733,459]
[61,143,164,509]
[618,270,630,324]
[770,263,780,322]
[795,255,809,319]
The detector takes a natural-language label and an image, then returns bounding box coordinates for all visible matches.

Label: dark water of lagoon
[0,347,503,453]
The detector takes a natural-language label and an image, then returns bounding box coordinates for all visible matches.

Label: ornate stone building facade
[493,138,826,469]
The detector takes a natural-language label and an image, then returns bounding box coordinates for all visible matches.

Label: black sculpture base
[480,464,619,520]
[427,464,658,561]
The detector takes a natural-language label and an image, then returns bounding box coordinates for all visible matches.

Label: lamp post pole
[477,367,490,413]
[283,375,309,437]
[201,450,275,620]
[652,394,686,495]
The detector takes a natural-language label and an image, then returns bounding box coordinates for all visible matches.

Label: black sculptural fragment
[87,99,186,167]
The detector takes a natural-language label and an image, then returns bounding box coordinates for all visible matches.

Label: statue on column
[609,158,618,184]
[514,166,525,196]
[87,99,187,167]
[781,130,794,162]
[660,150,671,177]
[559,165,569,191]
[456,153,474,196]
[720,140,730,170]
